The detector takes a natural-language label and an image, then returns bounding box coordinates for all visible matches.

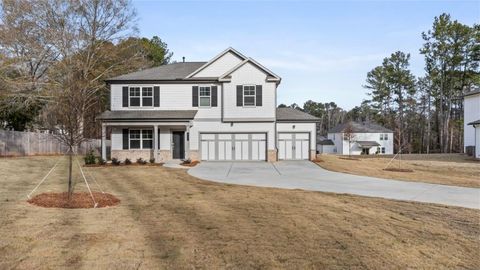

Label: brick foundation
[267,150,277,162]
[111,150,152,162]
[189,150,200,161]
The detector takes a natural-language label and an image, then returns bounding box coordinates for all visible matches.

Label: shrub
[84,149,96,165]
[149,158,155,164]
[124,158,132,165]
[111,158,121,166]
[136,158,147,165]
[181,158,192,165]
[96,157,106,165]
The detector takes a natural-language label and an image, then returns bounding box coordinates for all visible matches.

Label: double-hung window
[129,129,152,149]
[129,86,154,107]
[380,134,384,140]
[129,87,141,107]
[199,86,211,107]
[243,85,256,106]
[384,133,388,140]
[142,87,153,107]
[129,130,141,149]
[381,147,386,154]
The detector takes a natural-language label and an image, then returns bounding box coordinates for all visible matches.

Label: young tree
[343,123,356,157]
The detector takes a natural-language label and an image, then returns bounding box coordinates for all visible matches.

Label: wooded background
[0,1,478,155]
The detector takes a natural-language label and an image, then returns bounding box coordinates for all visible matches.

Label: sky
[132,0,479,110]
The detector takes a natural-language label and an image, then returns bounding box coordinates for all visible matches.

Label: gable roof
[276,107,320,122]
[186,47,248,78]
[106,62,207,82]
[329,121,393,133]
[219,58,281,83]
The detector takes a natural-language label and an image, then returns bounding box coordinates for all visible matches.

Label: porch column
[153,124,159,162]
[101,124,107,160]
[185,122,191,159]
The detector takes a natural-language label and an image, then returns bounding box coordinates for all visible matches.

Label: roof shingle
[106,62,207,81]
[329,121,393,133]
[97,110,198,121]
[276,107,320,122]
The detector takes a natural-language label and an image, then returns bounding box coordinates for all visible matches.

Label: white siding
[276,123,317,150]
[189,121,275,151]
[111,128,123,150]
[327,133,343,154]
[464,93,480,151]
[475,126,480,159]
[110,83,221,119]
[193,51,243,78]
[223,62,276,120]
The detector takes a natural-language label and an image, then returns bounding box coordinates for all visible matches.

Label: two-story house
[322,121,394,155]
[98,48,319,162]
[464,89,480,159]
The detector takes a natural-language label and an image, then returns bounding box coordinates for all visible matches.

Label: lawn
[0,156,479,269]
[316,154,480,188]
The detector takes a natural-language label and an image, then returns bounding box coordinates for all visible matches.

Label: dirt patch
[27,192,120,208]
[384,168,414,173]
[339,157,360,161]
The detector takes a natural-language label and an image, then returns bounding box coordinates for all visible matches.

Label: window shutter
[122,86,129,107]
[236,85,243,106]
[255,85,262,106]
[211,86,218,107]
[122,129,129,149]
[154,86,160,107]
[192,86,199,107]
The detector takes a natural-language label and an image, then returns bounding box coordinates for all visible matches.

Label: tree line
[281,13,479,154]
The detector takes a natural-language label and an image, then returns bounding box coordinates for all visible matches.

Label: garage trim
[277,131,311,160]
[199,132,269,161]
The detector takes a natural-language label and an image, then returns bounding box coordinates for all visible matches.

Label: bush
[111,158,121,166]
[136,158,147,165]
[149,158,155,164]
[124,158,132,165]
[181,158,192,165]
[96,157,106,165]
[84,149,96,165]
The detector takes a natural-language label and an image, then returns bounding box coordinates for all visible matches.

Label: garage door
[278,133,310,160]
[200,133,266,161]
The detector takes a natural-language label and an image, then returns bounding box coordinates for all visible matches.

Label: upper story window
[142,87,153,107]
[129,87,141,106]
[380,133,389,140]
[129,86,153,107]
[199,86,211,107]
[243,85,256,106]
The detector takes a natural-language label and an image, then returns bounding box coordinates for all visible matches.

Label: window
[381,147,386,154]
[380,134,383,140]
[129,130,141,149]
[142,130,153,149]
[129,86,154,107]
[129,87,140,106]
[129,129,152,149]
[243,85,256,106]
[142,87,153,107]
[384,133,388,140]
[199,86,211,107]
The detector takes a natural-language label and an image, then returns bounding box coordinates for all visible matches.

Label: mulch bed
[181,160,200,167]
[85,163,164,167]
[383,168,414,173]
[27,192,120,208]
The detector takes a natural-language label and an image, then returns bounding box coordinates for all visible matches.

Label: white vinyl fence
[0,130,103,157]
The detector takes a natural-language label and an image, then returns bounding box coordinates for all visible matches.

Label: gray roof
[97,110,197,121]
[468,119,480,125]
[276,107,320,122]
[106,62,207,81]
[356,141,381,147]
[329,121,393,133]
[318,139,334,145]
[464,89,480,97]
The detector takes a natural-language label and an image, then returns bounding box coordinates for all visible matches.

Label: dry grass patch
[317,154,480,188]
[0,156,478,269]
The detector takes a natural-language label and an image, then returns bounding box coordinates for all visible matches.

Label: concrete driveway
[188,161,480,209]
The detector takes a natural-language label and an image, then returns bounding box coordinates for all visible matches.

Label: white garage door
[200,133,266,161]
[278,133,310,160]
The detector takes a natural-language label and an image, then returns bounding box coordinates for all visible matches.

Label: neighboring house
[316,136,336,154]
[98,47,320,162]
[464,89,480,159]
[326,121,394,155]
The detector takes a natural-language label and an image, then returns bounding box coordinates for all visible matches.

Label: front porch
[97,110,198,163]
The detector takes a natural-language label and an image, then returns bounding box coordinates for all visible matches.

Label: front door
[172,131,185,159]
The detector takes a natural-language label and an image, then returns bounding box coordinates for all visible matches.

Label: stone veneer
[188,150,200,161]
[111,150,152,162]
[310,150,317,161]
[267,150,278,162]
[158,150,171,162]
